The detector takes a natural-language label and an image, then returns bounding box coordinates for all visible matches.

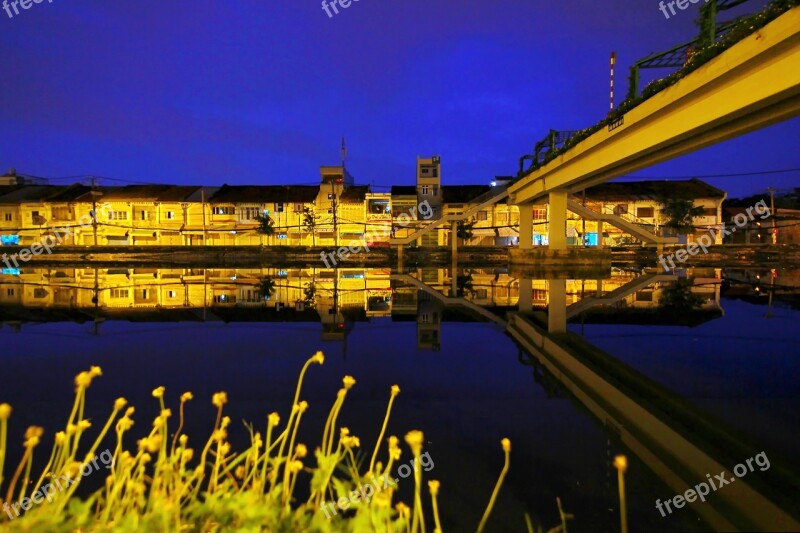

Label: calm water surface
[0,266,797,532]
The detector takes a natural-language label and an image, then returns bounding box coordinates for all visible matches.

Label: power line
[623,167,800,180]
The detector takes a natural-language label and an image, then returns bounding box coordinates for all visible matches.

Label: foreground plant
[0,352,523,532]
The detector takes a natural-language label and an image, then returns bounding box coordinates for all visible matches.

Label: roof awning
[497,227,518,237]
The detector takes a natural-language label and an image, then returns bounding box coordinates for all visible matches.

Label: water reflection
[0,265,798,531]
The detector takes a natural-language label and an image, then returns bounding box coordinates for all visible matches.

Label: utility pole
[768,187,777,245]
[90,177,99,246]
[201,187,207,244]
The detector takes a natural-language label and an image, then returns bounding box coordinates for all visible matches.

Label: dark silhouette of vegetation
[259,277,277,300]
[255,214,276,245]
[302,207,317,246]
[659,197,704,234]
[659,278,704,311]
[456,218,476,244]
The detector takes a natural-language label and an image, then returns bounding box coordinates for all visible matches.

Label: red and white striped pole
[610,51,616,112]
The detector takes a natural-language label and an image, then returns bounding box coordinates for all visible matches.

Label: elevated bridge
[509,7,800,250]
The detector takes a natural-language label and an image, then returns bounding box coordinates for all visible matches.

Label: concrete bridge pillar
[597,220,604,248]
[548,190,568,251]
[519,204,533,249]
[548,278,567,334]
[519,278,532,312]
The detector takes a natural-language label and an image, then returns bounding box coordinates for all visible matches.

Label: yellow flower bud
[74,371,92,388]
[343,375,356,390]
[89,366,103,377]
[289,460,304,473]
[114,398,128,411]
[391,385,401,396]
[152,386,165,399]
[212,392,228,408]
[404,430,424,454]
[501,438,511,453]
[295,444,308,458]
[179,434,189,447]
[298,401,309,413]
[268,412,280,427]
[180,392,194,402]
[428,480,440,496]
[311,351,325,365]
[0,403,11,420]
[613,455,628,473]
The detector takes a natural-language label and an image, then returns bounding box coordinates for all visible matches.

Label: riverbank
[0,244,798,268]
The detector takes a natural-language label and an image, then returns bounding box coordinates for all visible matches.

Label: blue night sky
[0,0,796,198]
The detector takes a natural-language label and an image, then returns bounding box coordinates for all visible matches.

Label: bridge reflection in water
[0,266,798,530]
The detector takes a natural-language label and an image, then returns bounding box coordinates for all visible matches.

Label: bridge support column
[397,245,404,273]
[548,278,567,334]
[597,220,604,248]
[548,190,568,251]
[519,278,532,312]
[451,221,458,255]
[519,204,533,249]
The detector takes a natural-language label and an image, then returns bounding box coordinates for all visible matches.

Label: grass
[0,352,534,532]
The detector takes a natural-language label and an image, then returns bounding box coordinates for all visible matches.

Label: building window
[613,204,629,215]
[6,288,14,296]
[420,313,429,323]
[532,289,547,301]
[294,203,304,213]
[328,193,336,200]
[168,290,177,298]
[52,207,71,220]
[533,208,547,221]
[140,210,150,221]
[239,207,260,220]
[213,207,235,215]
[637,207,655,218]
[33,288,48,298]
[166,211,175,220]
[110,289,129,298]
[477,211,488,221]
[421,186,430,195]
[3,213,11,222]
[277,202,284,213]
[111,211,128,220]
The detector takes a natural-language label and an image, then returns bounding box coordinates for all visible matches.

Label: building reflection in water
[0,266,725,342]
[1,265,799,530]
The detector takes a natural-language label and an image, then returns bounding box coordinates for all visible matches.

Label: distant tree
[659,278,703,311]
[659,197,704,234]
[302,207,317,246]
[259,277,277,301]
[456,272,475,298]
[456,218,476,245]
[255,214,276,245]
[303,282,317,309]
